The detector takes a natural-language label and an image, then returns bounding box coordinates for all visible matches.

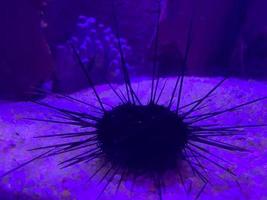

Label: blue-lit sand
[0,77,266,200]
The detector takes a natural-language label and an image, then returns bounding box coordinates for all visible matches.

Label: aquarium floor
[0,76,266,200]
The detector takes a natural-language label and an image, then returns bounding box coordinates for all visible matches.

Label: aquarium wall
[1,0,267,100]
[1,0,267,99]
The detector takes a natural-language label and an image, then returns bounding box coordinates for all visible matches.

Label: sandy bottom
[0,76,266,200]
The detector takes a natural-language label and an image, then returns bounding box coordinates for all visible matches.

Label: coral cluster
[70,16,133,83]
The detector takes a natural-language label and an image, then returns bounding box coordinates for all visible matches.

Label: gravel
[0,76,266,200]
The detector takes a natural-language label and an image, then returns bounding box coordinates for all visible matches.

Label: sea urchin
[1,1,267,199]
[96,103,190,173]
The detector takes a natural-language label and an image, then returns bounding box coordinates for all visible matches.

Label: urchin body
[96,103,190,174]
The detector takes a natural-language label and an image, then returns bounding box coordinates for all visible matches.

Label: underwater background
[0,0,267,199]
[1,0,267,99]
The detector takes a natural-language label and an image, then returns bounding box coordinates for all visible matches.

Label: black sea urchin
[96,103,189,174]
[2,1,267,200]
